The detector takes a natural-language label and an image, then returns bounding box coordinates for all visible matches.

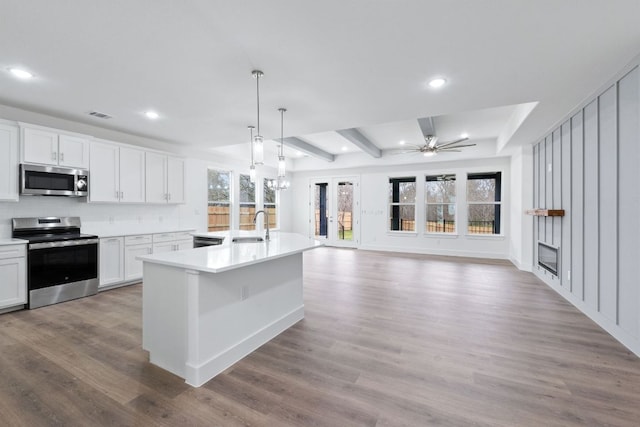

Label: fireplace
[538,242,559,276]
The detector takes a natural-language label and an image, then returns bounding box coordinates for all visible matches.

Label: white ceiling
[1,1,640,171]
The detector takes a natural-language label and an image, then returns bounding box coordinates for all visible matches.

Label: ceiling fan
[406,134,476,157]
[389,117,476,157]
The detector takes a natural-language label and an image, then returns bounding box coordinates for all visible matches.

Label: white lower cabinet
[124,235,152,282]
[99,231,193,289]
[0,244,27,310]
[99,237,124,288]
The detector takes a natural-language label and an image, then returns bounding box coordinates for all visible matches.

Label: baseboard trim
[185,305,304,387]
[358,244,507,260]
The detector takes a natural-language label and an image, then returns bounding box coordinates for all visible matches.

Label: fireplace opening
[538,241,559,276]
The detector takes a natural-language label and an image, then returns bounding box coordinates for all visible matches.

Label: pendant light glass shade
[252,70,265,165]
[277,108,287,178]
[248,125,256,183]
[253,135,264,165]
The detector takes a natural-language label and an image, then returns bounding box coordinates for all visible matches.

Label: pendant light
[277,108,286,178]
[268,108,289,192]
[252,70,264,165]
[248,125,256,183]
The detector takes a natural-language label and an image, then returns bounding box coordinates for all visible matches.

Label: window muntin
[425,175,456,233]
[263,178,278,230]
[467,172,502,234]
[389,177,416,231]
[208,169,231,231]
[239,174,256,231]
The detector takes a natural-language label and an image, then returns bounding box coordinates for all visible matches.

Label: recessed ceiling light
[399,140,406,145]
[144,111,160,120]
[296,151,304,156]
[341,146,348,151]
[460,133,469,139]
[428,78,446,88]
[8,68,34,79]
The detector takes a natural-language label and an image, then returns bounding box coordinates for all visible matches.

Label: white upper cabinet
[58,134,90,168]
[145,152,185,204]
[89,140,145,203]
[21,125,89,169]
[119,146,146,203]
[0,122,19,201]
[167,156,185,204]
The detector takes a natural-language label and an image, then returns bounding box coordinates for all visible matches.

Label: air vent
[88,111,112,119]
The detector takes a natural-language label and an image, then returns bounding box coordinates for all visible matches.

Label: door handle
[60,152,64,162]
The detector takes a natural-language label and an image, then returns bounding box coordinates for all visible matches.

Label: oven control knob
[77,179,87,190]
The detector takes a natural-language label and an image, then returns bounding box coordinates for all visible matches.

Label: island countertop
[137,231,322,274]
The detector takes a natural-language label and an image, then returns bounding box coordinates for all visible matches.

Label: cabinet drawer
[0,244,26,260]
[173,231,193,241]
[125,234,153,245]
[152,232,176,243]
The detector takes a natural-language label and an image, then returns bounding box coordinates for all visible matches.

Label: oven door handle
[29,238,100,250]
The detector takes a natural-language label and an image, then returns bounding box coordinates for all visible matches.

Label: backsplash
[0,196,198,238]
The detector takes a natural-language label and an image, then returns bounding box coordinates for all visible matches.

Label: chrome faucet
[253,210,270,241]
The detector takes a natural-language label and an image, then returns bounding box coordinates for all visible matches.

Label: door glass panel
[314,183,328,238]
[336,181,353,241]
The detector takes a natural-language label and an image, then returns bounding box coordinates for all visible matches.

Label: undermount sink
[232,236,265,243]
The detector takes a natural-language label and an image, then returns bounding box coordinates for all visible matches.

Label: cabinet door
[167,156,185,204]
[0,257,26,309]
[89,141,120,203]
[22,128,58,165]
[175,239,193,251]
[145,152,167,203]
[124,244,151,281]
[0,123,19,201]
[119,147,146,203]
[58,134,89,168]
[99,237,124,288]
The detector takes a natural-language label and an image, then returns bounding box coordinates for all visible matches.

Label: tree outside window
[425,175,456,233]
[263,179,278,229]
[467,172,502,234]
[389,177,416,231]
[208,169,231,231]
[239,174,256,230]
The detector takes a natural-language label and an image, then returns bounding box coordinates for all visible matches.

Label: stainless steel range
[12,217,99,309]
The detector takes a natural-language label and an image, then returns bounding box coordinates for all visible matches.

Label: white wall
[509,145,534,270]
[291,156,512,260]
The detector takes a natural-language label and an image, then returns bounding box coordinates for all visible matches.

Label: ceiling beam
[282,137,335,162]
[417,117,436,137]
[336,128,381,158]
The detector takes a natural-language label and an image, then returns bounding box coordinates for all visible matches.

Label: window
[389,177,416,231]
[207,169,231,231]
[263,178,278,230]
[425,174,456,233]
[239,174,256,230]
[467,172,502,234]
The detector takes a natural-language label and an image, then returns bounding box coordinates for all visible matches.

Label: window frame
[239,173,256,231]
[388,176,417,233]
[263,177,279,231]
[207,168,232,231]
[466,171,502,235]
[425,174,457,234]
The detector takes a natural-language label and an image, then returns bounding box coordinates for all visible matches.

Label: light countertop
[137,231,322,273]
[0,238,28,246]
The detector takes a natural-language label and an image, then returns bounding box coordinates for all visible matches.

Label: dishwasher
[193,236,225,248]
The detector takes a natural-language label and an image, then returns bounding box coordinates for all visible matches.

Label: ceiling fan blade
[438,143,476,150]
[436,137,469,149]
[436,149,462,152]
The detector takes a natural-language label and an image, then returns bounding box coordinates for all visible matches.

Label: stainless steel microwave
[20,164,89,197]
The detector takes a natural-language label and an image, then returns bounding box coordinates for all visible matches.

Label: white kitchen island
[137,231,322,387]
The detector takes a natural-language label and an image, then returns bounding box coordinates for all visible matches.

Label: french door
[309,177,359,248]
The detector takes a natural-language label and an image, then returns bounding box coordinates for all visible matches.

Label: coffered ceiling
[1,1,640,170]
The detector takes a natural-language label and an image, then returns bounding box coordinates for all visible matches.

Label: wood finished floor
[1,248,640,426]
